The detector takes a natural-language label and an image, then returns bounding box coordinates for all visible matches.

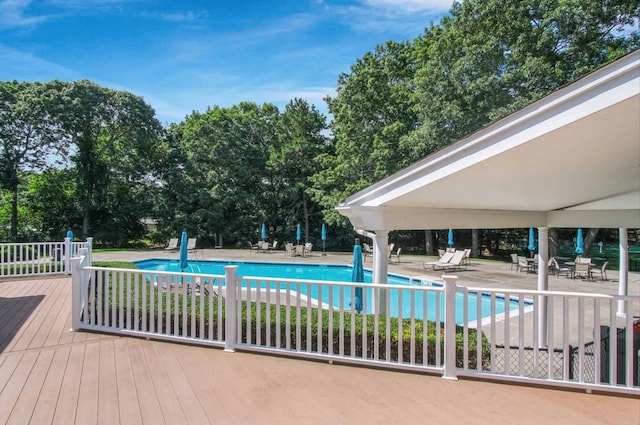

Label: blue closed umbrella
[66,229,73,241]
[296,223,302,244]
[352,243,364,313]
[448,229,454,247]
[321,223,327,255]
[179,230,189,272]
[527,227,536,252]
[575,228,584,255]
[261,223,267,240]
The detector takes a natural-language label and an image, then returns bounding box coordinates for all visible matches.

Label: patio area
[0,250,638,424]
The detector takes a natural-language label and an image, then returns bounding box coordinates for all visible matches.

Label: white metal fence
[70,258,640,396]
[0,238,91,277]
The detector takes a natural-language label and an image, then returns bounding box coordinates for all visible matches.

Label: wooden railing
[71,264,640,395]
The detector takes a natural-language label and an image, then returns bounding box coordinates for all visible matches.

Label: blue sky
[1,0,453,125]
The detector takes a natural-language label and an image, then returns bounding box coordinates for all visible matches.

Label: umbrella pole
[322,240,326,256]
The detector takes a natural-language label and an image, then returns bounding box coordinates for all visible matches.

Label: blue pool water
[134,259,526,323]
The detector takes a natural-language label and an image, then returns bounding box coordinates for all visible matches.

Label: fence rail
[0,238,91,277]
[71,262,640,396]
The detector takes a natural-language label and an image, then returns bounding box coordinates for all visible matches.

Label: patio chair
[284,243,294,256]
[550,257,571,278]
[164,238,179,251]
[303,243,313,257]
[590,261,609,281]
[268,240,279,251]
[509,253,518,271]
[573,261,591,280]
[362,243,373,261]
[390,247,402,263]
[187,238,197,250]
[387,243,395,259]
[517,256,533,273]
[248,241,259,252]
[424,251,454,269]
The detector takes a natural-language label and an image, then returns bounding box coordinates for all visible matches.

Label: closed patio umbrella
[179,230,189,272]
[296,223,302,244]
[448,229,454,247]
[528,227,536,256]
[575,228,584,255]
[352,242,364,313]
[66,229,73,241]
[261,223,267,240]
[321,223,327,255]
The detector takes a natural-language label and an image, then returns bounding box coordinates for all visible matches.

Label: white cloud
[0,0,50,29]
[0,44,80,80]
[361,0,453,13]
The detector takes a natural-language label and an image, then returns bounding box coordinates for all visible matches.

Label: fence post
[224,266,239,353]
[70,256,83,331]
[86,237,93,266]
[442,274,459,381]
[64,237,71,275]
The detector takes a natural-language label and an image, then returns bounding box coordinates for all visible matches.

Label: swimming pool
[134,259,525,324]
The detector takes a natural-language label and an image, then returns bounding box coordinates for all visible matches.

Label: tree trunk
[424,230,436,255]
[548,228,560,258]
[472,229,479,258]
[302,191,309,244]
[584,228,600,255]
[10,186,18,241]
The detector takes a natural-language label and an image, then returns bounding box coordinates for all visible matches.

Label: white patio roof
[337,50,640,231]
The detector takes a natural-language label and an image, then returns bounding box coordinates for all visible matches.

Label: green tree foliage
[49,80,164,242]
[268,98,328,243]
[0,81,64,240]
[311,41,418,226]
[157,103,279,246]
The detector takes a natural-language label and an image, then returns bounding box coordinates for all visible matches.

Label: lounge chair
[248,241,259,252]
[268,240,279,251]
[187,238,197,250]
[433,250,467,271]
[424,251,454,269]
[164,238,179,251]
[387,243,395,259]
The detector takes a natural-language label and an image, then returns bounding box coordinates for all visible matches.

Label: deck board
[0,276,638,425]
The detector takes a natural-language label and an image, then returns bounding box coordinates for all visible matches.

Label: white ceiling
[337,51,640,231]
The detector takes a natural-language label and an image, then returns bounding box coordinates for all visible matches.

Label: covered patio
[336,50,640,319]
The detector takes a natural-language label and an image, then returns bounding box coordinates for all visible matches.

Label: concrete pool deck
[93,247,640,299]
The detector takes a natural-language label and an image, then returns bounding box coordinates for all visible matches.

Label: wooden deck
[0,277,637,425]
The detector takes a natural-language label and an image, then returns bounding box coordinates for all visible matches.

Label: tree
[268,98,328,243]
[311,40,418,227]
[0,81,64,240]
[50,80,164,241]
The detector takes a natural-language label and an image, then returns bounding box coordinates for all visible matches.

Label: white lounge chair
[164,238,178,251]
[187,238,197,250]
[433,250,467,271]
[424,251,454,269]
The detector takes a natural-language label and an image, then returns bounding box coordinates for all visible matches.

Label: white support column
[70,256,82,331]
[442,275,459,381]
[224,266,239,352]
[86,237,93,266]
[64,237,72,275]
[618,228,629,317]
[372,230,389,316]
[537,227,549,347]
